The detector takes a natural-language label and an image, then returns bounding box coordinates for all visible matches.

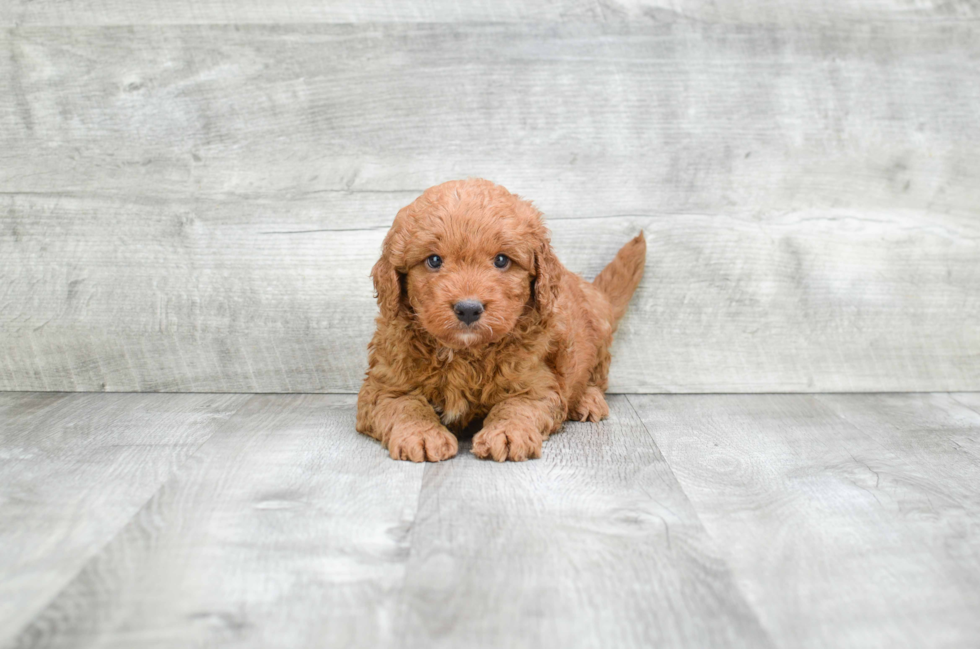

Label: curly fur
[356,178,646,462]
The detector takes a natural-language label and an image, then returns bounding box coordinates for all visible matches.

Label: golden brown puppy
[356,179,646,462]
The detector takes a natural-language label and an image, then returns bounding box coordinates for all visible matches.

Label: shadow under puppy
[356,178,645,462]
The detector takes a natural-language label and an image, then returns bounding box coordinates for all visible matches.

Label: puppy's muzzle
[453,300,484,325]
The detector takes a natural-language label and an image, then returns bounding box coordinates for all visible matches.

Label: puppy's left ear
[533,238,562,318]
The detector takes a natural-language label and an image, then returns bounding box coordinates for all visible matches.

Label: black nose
[453,300,484,325]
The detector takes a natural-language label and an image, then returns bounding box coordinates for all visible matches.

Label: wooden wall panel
[1,0,976,26]
[1,22,978,392]
[3,24,978,215]
[2,195,977,393]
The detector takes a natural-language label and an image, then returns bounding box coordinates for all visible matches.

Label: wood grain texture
[2,196,977,393]
[0,392,249,647]
[0,0,976,25]
[3,394,426,649]
[628,393,980,649]
[2,393,773,649]
[0,0,600,26]
[4,24,978,212]
[2,22,979,392]
[395,394,773,648]
[817,392,980,479]
[951,392,980,426]
[3,392,980,647]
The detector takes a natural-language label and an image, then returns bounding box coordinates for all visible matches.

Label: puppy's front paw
[387,423,458,462]
[572,386,609,422]
[472,422,543,462]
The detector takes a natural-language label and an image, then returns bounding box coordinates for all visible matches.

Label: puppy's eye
[425,255,443,270]
[493,254,510,269]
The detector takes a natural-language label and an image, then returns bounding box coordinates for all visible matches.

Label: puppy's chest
[420,357,504,428]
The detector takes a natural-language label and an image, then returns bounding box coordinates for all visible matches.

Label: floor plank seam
[811,394,902,464]
[0,395,258,647]
[388,460,430,649]
[947,393,980,420]
[621,394,781,649]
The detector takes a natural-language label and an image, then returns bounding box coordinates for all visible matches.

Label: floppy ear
[533,238,562,318]
[370,242,402,320]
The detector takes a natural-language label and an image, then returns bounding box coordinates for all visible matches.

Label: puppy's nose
[453,300,484,325]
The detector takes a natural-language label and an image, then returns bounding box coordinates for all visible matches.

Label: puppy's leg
[357,383,457,462]
[572,344,611,422]
[571,385,610,423]
[472,394,562,462]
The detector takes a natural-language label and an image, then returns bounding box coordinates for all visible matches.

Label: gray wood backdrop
[1,1,978,393]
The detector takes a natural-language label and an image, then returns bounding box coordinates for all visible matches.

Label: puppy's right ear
[371,242,402,320]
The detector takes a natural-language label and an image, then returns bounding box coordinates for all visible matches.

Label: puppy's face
[405,222,533,349]
[372,179,553,349]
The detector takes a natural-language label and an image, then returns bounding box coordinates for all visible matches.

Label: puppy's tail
[592,231,646,324]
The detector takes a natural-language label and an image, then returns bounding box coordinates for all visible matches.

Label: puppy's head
[371,178,560,349]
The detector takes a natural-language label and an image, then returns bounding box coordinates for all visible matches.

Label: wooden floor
[2,392,979,648]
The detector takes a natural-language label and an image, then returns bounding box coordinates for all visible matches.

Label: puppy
[356,179,646,462]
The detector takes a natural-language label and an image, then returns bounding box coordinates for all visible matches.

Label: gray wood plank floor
[2,392,979,648]
[0,393,250,644]
[628,393,980,649]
